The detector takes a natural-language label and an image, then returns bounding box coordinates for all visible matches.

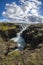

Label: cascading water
[10,24,29,51]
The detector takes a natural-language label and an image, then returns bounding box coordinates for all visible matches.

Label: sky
[0,0,19,19]
[0,0,43,23]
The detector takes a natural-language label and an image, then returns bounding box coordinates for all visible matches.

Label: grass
[0,23,43,65]
[8,50,25,65]
[1,25,16,31]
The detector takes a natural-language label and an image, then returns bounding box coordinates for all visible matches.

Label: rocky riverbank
[0,23,43,65]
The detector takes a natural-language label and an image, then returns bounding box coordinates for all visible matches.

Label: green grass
[8,51,25,65]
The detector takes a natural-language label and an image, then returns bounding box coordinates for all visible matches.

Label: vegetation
[0,23,16,31]
[0,23,43,65]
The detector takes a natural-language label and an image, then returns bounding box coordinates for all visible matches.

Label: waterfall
[10,24,29,51]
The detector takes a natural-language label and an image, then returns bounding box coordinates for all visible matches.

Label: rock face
[0,24,43,65]
[0,29,17,41]
[0,23,21,41]
[22,25,43,49]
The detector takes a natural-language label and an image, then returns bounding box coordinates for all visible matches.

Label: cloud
[3,2,24,18]
[0,19,10,22]
[2,0,43,23]
[19,0,41,15]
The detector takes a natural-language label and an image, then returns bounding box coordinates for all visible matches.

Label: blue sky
[0,0,43,23]
[40,0,43,15]
[0,0,20,19]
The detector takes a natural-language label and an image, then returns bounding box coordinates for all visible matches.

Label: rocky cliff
[0,23,43,65]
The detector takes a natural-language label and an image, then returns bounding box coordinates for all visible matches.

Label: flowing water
[10,24,29,51]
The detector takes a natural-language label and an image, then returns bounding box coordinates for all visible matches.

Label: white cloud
[19,0,41,15]
[3,2,24,19]
[0,19,10,22]
[2,0,43,23]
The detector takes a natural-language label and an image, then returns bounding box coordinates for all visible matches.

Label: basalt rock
[0,29,17,41]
